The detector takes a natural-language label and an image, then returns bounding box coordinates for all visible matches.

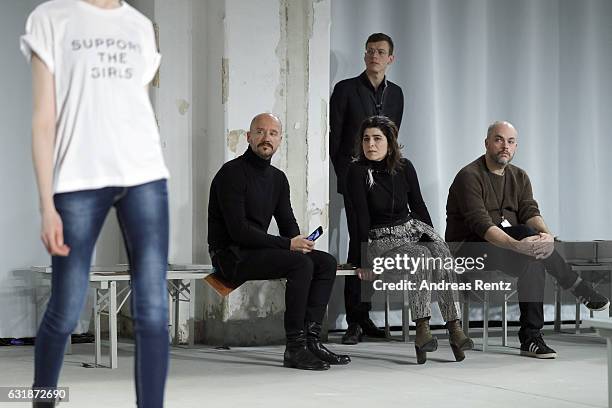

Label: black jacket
[329,71,404,194]
[345,159,432,267]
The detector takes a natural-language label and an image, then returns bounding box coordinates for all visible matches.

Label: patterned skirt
[367,218,461,321]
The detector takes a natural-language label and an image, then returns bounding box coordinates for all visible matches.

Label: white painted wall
[328,0,612,328]
[305,0,331,241]
[0,0,91,338]
[0,0,326,340]
[200,0,332,345]
[3,0,610,340]
[113,0,332,344]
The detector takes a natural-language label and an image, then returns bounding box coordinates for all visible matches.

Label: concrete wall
[120,0,331,345]
[0,0,99,339]
[0,0,50,339]
[201,0,331,346]
[0,0,332,343]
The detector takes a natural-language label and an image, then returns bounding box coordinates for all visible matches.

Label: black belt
[371,214,413,230]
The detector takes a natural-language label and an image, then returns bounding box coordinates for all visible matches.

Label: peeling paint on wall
[226,281,287,319]
[274,0,289,173]
[227,129,246,153]
[222,58,229,104]
[199,0,331,345]
[322,203,329,230]
[307,0,315,40]
[176,99,190,115]
[308,206,323,224]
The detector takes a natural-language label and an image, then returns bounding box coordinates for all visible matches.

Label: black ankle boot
[360,317,386,338]
[306,322,351,365]
[33,400,56,407]
[283,330,330,370]
[32,387,57,408]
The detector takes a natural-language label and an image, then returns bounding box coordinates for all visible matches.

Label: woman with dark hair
[345,115,473,364]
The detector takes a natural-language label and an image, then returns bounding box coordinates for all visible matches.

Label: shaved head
[247,112,283,160]
[250,113,282,133]
[484,120,518,168]
[487,120,517,140]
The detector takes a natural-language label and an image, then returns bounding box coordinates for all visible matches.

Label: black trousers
[343,193,375,324]
[458,225,579,342]
[233,249,337,333]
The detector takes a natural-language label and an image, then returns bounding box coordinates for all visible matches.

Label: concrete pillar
[201,0,331,346]
[104,0,330,345]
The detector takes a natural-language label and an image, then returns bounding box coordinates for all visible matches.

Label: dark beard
[493,152,512,165]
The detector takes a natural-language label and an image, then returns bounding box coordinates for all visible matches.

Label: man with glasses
[330,33,404,344]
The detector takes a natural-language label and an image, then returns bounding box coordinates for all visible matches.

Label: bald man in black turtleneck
[208,113,350,371]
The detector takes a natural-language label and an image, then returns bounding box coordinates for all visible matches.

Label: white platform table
[32,264,212,369]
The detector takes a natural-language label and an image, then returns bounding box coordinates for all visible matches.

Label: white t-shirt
[20,0,169,194]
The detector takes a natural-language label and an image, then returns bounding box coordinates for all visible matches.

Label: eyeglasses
[365,48,389,57]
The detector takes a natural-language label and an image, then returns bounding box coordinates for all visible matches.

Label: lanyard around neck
[486,171,507,220]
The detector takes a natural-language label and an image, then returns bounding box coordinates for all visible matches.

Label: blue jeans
[34,179,169,408]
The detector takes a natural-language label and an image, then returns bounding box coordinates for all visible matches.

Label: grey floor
[0,327,607,408]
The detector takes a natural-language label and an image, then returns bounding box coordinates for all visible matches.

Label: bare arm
[484,226,522,252]
[31,54,69,256]
[31,54,55,211]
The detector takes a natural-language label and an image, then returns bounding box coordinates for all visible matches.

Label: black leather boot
[360,317,386,338]
[32,387,57,408]
[33,400,56,407]
[283,330,330,370]
[341,323,363,345]
[306,322,351,365]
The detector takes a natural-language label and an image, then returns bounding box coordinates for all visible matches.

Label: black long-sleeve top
[208,147,300,252]
[346,158,433,267]
[329,71,404,194]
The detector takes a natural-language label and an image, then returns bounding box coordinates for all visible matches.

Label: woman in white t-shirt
[21,1,170,406]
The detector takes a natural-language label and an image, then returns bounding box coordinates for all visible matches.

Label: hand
[512,236,539,257]
[534,232,555,259]
[40,207,70,256]
[290,235,315,254]
[514,235,551,259]
[357,268,376,281]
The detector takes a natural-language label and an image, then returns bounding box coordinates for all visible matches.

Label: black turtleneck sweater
[346,158,433,267]
[208,147,300,251]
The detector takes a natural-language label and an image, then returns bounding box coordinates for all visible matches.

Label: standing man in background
[330,33,404,344]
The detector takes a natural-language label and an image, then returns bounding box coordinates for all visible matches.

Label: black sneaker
[341,323,363,345]
[360,317,387,338]
[572,281,610,311]
[520,336,557,359]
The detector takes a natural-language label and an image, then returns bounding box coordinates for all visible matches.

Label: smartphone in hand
[307,226,323,241]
